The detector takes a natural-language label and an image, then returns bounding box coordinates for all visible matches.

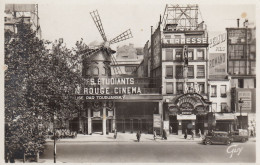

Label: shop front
[166,93,211,135]
[214,113,237,132]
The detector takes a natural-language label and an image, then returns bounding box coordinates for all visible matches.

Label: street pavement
[40,137,256,163]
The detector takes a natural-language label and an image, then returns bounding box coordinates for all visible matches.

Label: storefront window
[197,65,205,78]
[166,66,173,78]
[176,65,183,78]
[176,82,183,94]
[166,82,173,94]
[220,85,227,97]
[211,85,217,97]
[166,49,173,60]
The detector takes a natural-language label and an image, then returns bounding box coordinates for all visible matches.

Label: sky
[38,2,256,50]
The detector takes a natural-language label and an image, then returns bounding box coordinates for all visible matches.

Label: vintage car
[203,131,232,145]
[230,131,248,142]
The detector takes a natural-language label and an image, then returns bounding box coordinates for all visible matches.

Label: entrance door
[169,116,178,135]
[182,120,192,134]
[92,119,102,133]
[196,115,204,135]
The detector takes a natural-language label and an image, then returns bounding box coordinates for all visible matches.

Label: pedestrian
[184,129,187,139]
[170,126,172,134]
[153,130,157,140]
[136,130,141,142]
[162,129,167,140]
[114,129,117,139]
[191,130,194,140]
[198,129,201,138]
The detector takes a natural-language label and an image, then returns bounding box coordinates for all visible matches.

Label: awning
[215,113,237,120]
[235,113,248,116]
[177,114,196,120]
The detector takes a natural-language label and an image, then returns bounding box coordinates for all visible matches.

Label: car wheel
[226,140,231,146]
[241,138,246,143]
[205,139,212,145]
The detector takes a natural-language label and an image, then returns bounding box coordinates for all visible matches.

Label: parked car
[230,131,248,142]
[203,131,232,145]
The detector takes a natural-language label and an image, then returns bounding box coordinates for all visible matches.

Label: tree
[5,20,87,162]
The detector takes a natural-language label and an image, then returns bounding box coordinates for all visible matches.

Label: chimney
[237,18,240,28]
[151,26,153,34]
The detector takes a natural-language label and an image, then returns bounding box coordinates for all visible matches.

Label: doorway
[182,120,192,134]
[169,116,178,135]
[92,119,102,133]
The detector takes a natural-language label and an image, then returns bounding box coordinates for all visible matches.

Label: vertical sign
[208,32,227,77]
[153,114,161,128]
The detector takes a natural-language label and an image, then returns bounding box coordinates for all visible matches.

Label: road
[41,141,255,163]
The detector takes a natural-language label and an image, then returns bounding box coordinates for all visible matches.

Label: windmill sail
[90,10,107,42]
[109,29,133,45]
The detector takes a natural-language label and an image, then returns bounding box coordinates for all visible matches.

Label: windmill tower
[81,10,133,78]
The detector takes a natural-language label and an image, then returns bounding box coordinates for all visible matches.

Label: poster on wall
[208,31,227,77]
[153,114,161,128]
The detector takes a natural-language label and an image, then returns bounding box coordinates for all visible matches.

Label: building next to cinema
[226,19,256,133]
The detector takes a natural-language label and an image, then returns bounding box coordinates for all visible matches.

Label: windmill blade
[78,46,102,57]
[109,29,133,45]
[90,10,107,42]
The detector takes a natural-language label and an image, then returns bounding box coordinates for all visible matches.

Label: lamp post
[238,98,244,129]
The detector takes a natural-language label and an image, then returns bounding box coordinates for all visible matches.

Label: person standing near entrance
[136,130,141,142]
[184,129,187,139]
[114,129,117,139]
[153,130,157,140]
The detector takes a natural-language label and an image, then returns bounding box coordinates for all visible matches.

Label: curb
[46,140,202,143]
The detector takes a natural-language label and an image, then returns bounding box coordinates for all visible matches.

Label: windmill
[81,10,133,75]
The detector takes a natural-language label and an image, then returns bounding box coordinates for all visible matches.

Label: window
[221,103,228,112]
[165,49,173,60]
[211,85,217,97]
[187,66,194,78]
[175,49,183,61]
[197,49,204,60]
[166,66,173,78]
[176,82,183,94]
[86,68,91,76]
[228,45,244,59]
[175,65,183,78]
[93,67,99,76]
[220,85,227,97]
[238,79,244,88]
[125,66,137,73]
[198,83,205,94]
[197,65,205,78]
[166,82,173,94]
[212,103,217,112]
[186,82,194,93]
[188,50,194,60]
[251,61,256,75]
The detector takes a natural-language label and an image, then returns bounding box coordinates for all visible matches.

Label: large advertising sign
[208,32,227,77]
[151,26,161,69]
[75,77,142,100]
[238,91,252,110]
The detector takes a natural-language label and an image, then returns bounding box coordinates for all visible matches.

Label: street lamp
[238,98,244,129]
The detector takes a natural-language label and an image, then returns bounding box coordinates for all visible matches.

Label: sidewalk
[46,133,203,143]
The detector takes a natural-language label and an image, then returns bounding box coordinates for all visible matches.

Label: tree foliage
[5,21,86,160]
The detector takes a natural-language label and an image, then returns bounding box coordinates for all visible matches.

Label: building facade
[226,19,256,132]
